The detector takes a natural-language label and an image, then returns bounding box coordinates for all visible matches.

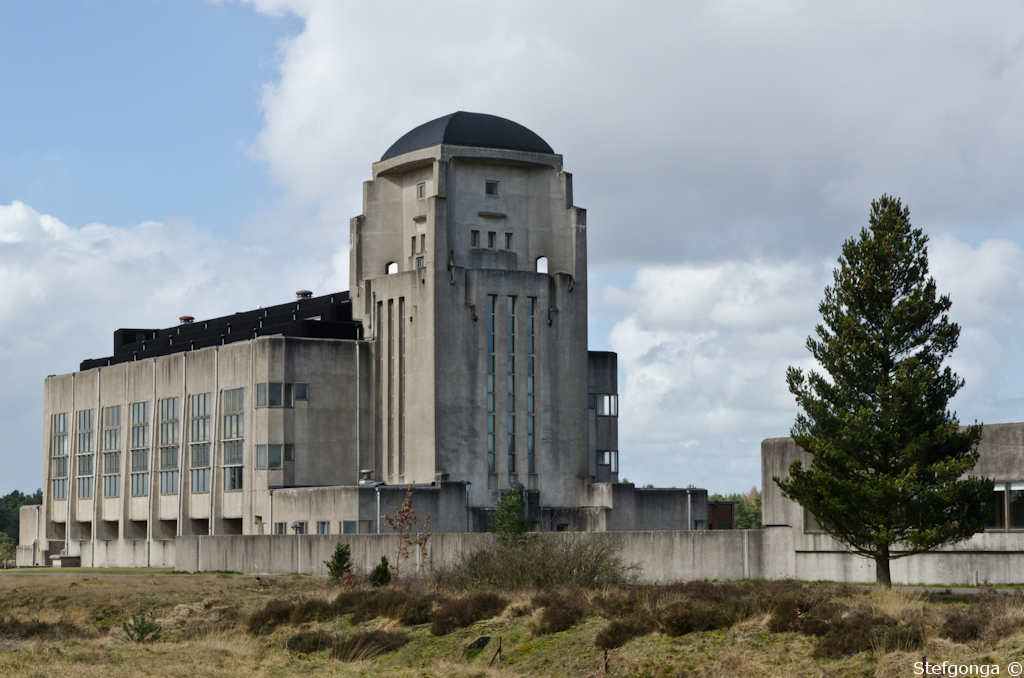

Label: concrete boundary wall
[175,529,1024,586]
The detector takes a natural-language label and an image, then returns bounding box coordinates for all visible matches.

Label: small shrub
[595,609,657,649]
[122,613,162,643]
[942,608,987,643]
[812,607,925,659]
[370,556,392,587]
[398,591,436,626]
[290,597,333,624]
[434,532,639,591]
[0,615,87,640]
[659,601,729,636]
[985,616,1024,642]
[768,592,811,633]
[287,630,336,654]
[332,629,408,661]
[324,542,353,581]
[531,590,590,635]
[247,599,296,636]
[430,592,507,636]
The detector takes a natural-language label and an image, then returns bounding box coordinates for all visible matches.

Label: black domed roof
[381,112,554,161]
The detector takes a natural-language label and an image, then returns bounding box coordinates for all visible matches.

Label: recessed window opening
[486,180,499,196]
[416,256,424,268]
[411,236,416,255]
[536,256,548,274]
[386,262,398,275]
[595,394,618,417]
[504,233,513,250]
[417,183,426,199]
[488,232,496,248]
[471,230,480,247]
[420,234,426,252]
[317,521,330,534]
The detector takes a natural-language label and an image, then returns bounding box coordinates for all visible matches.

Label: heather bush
[430,591,507,636]
[434,532,638,591]
[658,600,729,636]
[332,629,408,661]
[531,589,590,635]
[942,607,987,643]
[246,599,296,636]
[287,630,336,654]
[594,609,657,649]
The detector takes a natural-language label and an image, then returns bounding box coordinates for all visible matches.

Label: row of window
[472,230,514,250]
[273,520,373,535]
[804,482,1024,533]
[415,179,499,200]
[486,294,538,475]
[597,450,619,473]
[256,382,309,408]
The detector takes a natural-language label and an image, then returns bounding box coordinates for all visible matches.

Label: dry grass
[2,574,1024,677]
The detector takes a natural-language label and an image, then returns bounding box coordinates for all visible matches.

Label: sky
[4,1,1024,496]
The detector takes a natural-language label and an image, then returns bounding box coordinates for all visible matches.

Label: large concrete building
[19,112,707,568]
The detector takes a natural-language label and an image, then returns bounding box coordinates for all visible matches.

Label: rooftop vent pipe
[296,290,313,299]
[179,316,194,325]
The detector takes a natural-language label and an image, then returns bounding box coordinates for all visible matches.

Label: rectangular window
[596,394,618,417]
[485,180,499,196]
[223,388,243,437]
[257,383,266,407]
[52,413,69,500]
[597,450,618,472]
[256,445,267,469]
[273,522,286,535]
[420,234,426,252]
[294,521,308,535]
[130,402,150,497]
[342,520,358,534]
[417,182,426,199]
[988,484,1006,530]
[488,231,496,248]
[411,235,417,255]
[131,471,149,497]
[507,296,516,473]
[504,233,513,250]
[103,451,121,497]
[160,470,178,495]
[317,521,329,534]
[295,383,308,400]
[190,442,210,493]
[224,466,243,491]
[257,383,303,407]
[190,393,210,441]
[471,230,480,247]
[154,397,178,497]
[1010,483,1024,530]
[76,409,94,499]
[486,294,496,474]
[416,256,424,268]
[527,298,536,474]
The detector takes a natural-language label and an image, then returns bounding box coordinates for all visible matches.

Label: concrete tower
[350,112,590,507]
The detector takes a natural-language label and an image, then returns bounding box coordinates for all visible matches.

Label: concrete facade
[19,113,705,569]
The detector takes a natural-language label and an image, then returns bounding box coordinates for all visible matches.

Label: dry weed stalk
[380,484,432,580]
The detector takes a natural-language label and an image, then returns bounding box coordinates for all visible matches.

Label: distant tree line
[0,489,42,545]
[709,487,762,529]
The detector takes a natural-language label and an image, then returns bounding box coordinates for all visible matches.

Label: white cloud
[606,238,1024,492]
[0,201,348,493]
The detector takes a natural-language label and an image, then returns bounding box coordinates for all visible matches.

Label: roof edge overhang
[373,144,563,178]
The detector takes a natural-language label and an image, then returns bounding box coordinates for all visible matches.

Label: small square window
[317,521,329,534]
[504,233,513,250]
[471,230,480,247]
[417,183,426,199]
[485,180,499,196]
[488,232,496,248]
[295,383,308,400]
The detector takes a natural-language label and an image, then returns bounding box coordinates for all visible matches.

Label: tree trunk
[875,546,892,588]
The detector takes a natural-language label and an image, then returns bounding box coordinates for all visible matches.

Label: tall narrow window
[411,236,417,255]
[417,182,426,199]
[190,393,211,493]
[158,397,179,495]
[420,234,426,253]
[527,298,536,474]
[129,402,149,497]
[51,413,69,500]
[76,409,94,499]
[487,295,496,474]
[101,406,121,498]
[471,230,480,248]
[375,299,383,479]
[488,232,496,248]
[504,233,513,250]
[398,297,406,479]
[223,388,244,491]
[507,296,516,473]
[387,299,394,478]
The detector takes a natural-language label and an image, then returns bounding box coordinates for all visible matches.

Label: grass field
[1,571,1024,677]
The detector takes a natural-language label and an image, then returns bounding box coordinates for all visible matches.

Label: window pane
[988,488,1006,529]
[285,383,294,406]
[268,444,282,468]
[268,383,282,407]
[256,445,267,469]
[295,383,308,400]
[343,521,357,534]
[1010,483,1024,529]
[285,444,294,462]
[257,383,267,407]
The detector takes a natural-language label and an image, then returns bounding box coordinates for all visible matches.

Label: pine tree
[776,195,994,588]
[488,489,531,546]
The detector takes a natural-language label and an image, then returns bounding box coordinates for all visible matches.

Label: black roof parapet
[80,291,362,371]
